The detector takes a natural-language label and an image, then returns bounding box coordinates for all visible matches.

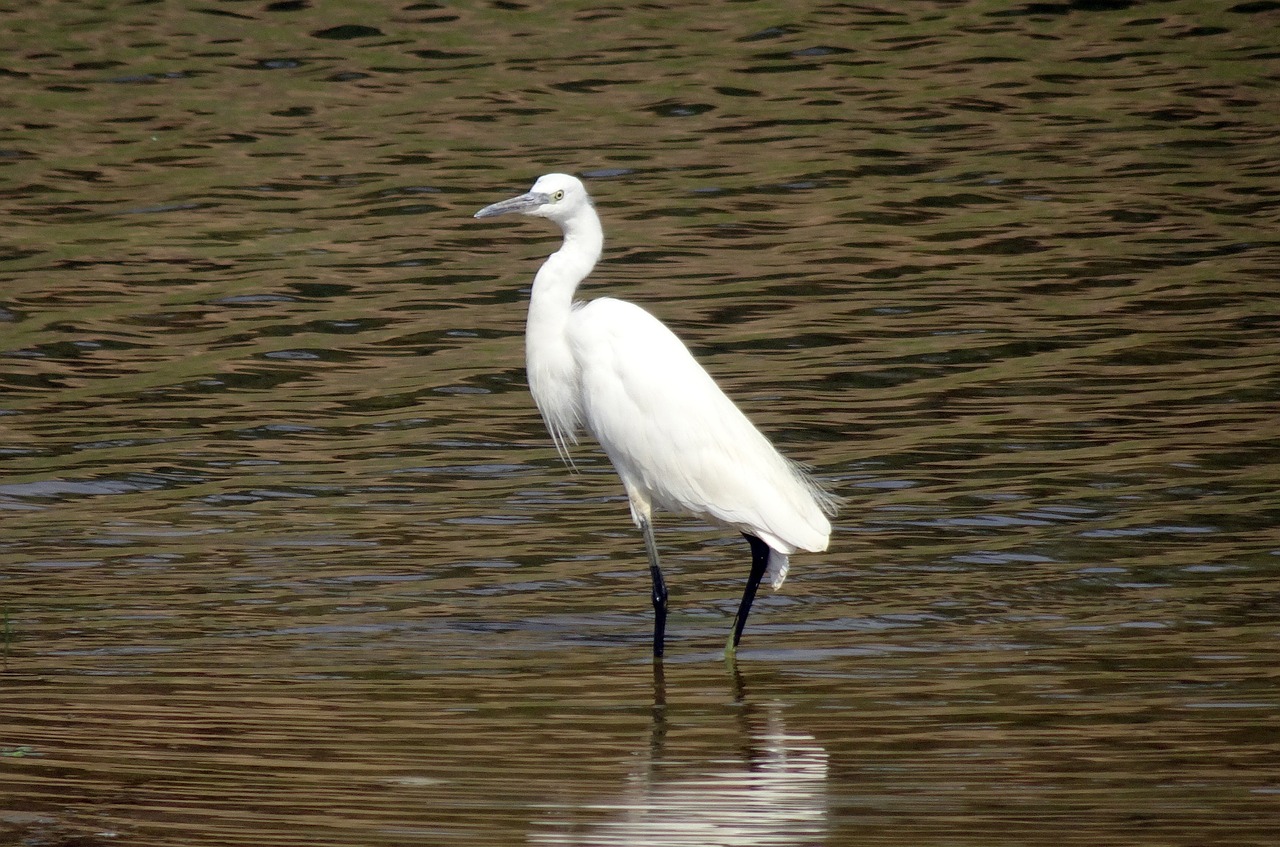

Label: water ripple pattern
[1,2,1277,846]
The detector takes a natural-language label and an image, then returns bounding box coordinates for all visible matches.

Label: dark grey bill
[474,191,550,218]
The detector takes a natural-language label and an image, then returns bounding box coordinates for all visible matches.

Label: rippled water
[2,2,1278,845]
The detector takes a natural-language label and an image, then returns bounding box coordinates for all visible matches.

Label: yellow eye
[553,190,564,201]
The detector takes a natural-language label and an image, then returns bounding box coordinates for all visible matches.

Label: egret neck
[525,196,603,461]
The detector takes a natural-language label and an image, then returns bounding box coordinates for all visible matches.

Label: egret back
[568,297,833,554]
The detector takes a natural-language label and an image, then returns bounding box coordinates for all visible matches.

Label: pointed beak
[474,191,550,219]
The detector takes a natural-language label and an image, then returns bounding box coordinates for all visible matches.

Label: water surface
[2,1,1278,845]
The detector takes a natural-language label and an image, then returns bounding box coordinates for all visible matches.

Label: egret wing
[569,298,831,553]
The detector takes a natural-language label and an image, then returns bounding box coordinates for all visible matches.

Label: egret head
[474,173,591,224]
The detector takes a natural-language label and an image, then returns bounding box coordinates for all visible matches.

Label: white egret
[474,173,835,658]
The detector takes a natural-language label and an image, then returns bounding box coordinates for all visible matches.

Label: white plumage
[475,173,835,657]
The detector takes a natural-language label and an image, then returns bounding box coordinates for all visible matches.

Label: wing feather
[568,298,833,553]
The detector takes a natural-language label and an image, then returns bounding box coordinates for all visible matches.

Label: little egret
[474,173,836,658]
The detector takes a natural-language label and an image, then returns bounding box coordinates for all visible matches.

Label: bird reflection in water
[530,666,829,846]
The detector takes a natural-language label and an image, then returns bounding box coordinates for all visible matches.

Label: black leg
[641,518,668,659]
[727,534,770,656]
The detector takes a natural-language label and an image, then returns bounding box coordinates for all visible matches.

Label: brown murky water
[2,1,1278,845]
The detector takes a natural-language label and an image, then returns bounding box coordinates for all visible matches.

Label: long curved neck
[530,204,603,316]
[524,203,604,445]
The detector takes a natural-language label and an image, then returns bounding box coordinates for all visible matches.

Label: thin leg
[641,518,668,659]
[726,534,770,657]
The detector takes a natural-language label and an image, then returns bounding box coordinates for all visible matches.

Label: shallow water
[2,1,1278,845]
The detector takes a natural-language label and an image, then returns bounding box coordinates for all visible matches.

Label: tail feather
[764,549,790,590]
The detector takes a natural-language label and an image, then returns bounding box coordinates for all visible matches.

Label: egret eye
[552,190,564,201]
